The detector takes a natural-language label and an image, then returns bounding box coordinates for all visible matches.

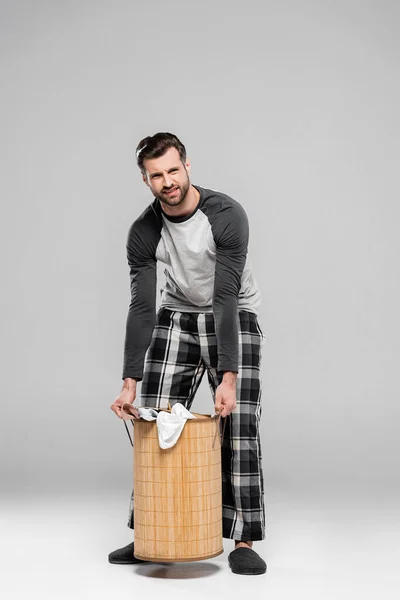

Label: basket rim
[135,411,218,423]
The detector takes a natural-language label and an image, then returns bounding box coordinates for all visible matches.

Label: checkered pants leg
[126,308,266,542]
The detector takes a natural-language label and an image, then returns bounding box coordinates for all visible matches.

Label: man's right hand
[110,378,140,419]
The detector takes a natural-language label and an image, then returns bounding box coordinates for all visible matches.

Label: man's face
[142,146,191,207]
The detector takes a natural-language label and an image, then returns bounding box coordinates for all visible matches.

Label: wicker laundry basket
[122,404,223,562]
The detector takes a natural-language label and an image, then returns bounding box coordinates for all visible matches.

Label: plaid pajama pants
[127,307,266,541]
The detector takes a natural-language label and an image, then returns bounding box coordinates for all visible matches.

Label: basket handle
[121,402,138,447]
[123,419,134,447]
[212,414,227,449]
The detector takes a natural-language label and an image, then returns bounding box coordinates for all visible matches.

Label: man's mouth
[164,187,178,195]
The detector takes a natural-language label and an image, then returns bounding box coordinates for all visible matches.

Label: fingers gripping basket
[122,404,224,562]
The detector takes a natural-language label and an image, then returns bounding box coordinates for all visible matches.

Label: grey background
[1,0,399,507]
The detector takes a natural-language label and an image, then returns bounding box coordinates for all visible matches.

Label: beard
[155,173,191,208]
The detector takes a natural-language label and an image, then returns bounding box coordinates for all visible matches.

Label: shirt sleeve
[211,201,249,373]
[122,221,157,381]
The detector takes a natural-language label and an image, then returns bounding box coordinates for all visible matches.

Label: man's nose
[164,175,173,188]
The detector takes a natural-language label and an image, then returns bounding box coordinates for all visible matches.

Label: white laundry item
[138,407,158,421]
[156,403,197,449]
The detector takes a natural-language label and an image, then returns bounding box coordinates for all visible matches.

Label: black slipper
[108,542,150,565]
[228,547,267,575]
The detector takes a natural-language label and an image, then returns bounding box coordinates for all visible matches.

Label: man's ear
[185,159,191,174]
[142,174,149,187]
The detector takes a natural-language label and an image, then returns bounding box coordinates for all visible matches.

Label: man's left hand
[215,372,237,417]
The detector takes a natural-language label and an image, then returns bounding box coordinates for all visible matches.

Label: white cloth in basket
[138,404,197,449]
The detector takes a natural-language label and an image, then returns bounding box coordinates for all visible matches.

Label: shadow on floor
[135,562,221,579]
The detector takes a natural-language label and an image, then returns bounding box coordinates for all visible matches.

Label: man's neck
[160,185,200,219]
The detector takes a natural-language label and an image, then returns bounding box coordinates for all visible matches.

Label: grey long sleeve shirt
[122,184,261,380]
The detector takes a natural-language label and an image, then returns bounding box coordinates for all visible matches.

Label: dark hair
[135,132,187,175]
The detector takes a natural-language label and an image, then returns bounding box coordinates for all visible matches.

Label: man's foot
[228,546,267,575]
[108,541,149,565]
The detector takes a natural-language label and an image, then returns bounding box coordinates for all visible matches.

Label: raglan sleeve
[212,201,249,373]
[122,221,157,381]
